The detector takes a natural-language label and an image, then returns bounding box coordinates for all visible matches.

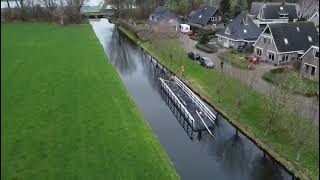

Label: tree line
[2,0,84,24]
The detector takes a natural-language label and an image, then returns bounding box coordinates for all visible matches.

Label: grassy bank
[1,23,178,180]
[119,26,319,180]
[263,68,319,97]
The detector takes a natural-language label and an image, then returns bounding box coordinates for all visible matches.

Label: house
[249,2,264,18]
[300,45,319,82]
[148,6,182,32]
[308,11,319,31]
[250,2,299,28]
[216,12,261,50]
[188,5,224,30]
[253,22,319,66]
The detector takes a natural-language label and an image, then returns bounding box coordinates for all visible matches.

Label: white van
[180,24,191,33]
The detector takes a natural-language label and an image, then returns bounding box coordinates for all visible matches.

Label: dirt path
[180,34,319,123]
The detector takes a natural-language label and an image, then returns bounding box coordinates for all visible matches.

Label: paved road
[180,34,319,123]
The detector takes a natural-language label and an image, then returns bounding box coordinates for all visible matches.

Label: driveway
[179,34,319,123]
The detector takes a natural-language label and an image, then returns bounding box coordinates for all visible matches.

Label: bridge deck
[161,78,215,133]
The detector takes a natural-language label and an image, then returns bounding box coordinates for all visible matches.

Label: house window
[218,36,222,41]
[314,49,319,59]
[281,54,289,62]
[256,48,263,56]
[280,14,288,18]
[268,51,275,61]
[284,38,288,45]
[211,17,215,21]
[262,37,271,45]
[304,64,317,76]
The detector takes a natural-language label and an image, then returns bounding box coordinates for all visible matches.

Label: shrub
[196,43,217,53]
[199,35,209,44]
[262,68,319,96]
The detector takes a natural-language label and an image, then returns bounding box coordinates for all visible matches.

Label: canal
[89,19,292,180]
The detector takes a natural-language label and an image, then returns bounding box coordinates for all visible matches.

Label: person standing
[220,61,224,71]
[180,65,185,77]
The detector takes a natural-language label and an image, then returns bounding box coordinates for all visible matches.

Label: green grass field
[1,23,178,180]
[119,26,319,180]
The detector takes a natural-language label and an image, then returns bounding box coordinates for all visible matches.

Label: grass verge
[1,23,178,180]
[119,26,319,180]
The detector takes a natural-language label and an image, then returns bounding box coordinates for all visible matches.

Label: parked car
[245,55,260,64]
[237,45,245,52]
[199,57,215,68]
[187,30,195,36]
[187,52,201,61]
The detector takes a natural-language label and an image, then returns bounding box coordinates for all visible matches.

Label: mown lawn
[1,23,178,180]
[262,68,319,97]
[119,26,319,180]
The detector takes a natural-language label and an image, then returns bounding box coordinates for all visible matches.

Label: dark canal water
[89,19,292,180]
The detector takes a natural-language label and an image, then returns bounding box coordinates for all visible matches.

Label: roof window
[308,36,313,42]
[284,38,288,45]
[244,29,247,33]
[199,14,202,19]
[280,6,283,10]
[296,27,300,32]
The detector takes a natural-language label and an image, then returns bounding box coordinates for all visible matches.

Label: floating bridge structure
[159,76,216,138]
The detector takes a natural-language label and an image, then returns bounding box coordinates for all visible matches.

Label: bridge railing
[173,76,216,124]
[159,78,196,127]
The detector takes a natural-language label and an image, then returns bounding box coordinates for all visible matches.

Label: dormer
[225,27,230,35]
[242,15,248,25]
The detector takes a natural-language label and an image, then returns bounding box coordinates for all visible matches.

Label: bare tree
[6,0,11,17]
[288,92,318,162]
[248,67,259,90]
[65,0,84,23]
[228,67,250,135]
[297,0,319,18]
[40,0,58,20]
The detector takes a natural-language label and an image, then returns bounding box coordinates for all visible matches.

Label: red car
[245,55,260,64]
[187,30,195,36]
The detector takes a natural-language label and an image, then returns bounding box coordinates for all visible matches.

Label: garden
[218,50,254,70]
[263,67,319,96]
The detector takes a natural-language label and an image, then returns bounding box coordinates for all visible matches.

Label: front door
[224,39,229,48]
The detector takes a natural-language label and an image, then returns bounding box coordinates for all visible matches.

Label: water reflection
[90,19,292,180]
[108,30,137,75]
